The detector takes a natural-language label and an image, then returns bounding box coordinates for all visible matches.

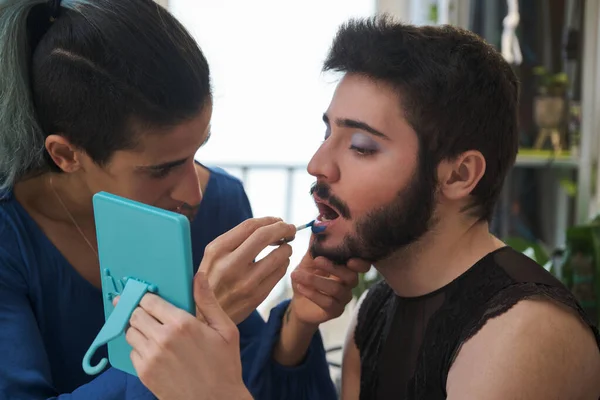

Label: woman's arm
[222,179,364,400]
[0,249,133,399]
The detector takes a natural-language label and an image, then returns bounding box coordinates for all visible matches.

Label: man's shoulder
[470,297,599,349]
[447,298,600,398]
[0,194,33,283]
[0,192,23,247]
[205,165,245,193]
[0,190,52,267]
[201,165,251,215]
[191,165,252,237]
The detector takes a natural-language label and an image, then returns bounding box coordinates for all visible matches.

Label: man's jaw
[310,231,375,266]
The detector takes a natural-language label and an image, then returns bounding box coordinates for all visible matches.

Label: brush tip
[311,224,326,234]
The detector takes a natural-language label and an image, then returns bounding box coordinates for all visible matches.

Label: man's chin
[312,234,341,253]
[312,232,386,265]
[310,239,355,266]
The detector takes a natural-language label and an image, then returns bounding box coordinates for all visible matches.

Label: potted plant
[352,267,381,300]
[532,67,569,153]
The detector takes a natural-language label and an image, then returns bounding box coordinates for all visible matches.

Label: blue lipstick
[295,220,326,234]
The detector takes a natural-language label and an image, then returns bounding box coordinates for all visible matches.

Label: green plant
[352,269,381,300]
[504,236,552,271]
[532,66,568,96]
[558,160,596,201]
[561,223,600,325]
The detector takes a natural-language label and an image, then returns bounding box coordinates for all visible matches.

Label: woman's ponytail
[0,0,50,190]
[1,0,211,188]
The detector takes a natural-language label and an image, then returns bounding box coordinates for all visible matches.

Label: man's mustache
[179,202,200,213]
[173,202,200,221]
[309,182,351,219]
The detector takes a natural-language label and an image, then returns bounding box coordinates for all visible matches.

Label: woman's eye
[149,168,172,179]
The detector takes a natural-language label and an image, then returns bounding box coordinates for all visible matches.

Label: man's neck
[374,216,505,298]
[17,172,95,228]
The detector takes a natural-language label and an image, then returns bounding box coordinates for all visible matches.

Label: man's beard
[173,202,200,222]
[310,156,437,265]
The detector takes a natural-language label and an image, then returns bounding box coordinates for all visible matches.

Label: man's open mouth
[316,201,340,222]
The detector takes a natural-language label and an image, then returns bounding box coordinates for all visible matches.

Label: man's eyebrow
[137,157,188,171]
[322,112,390,140]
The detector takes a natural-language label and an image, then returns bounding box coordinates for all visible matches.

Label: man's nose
[307,142,340,183]
[171,162,203,207]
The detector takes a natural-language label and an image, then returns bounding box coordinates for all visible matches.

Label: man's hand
[273,244,371,366]
[289,251,371,326]
[198,217,296,325]
[119,273,253,400]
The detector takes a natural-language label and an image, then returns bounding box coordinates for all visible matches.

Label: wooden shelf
[515,149,579,169]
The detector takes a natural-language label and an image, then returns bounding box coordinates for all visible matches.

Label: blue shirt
[0,167,336,399]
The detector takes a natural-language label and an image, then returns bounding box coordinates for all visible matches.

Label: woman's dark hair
[0,0,211,189]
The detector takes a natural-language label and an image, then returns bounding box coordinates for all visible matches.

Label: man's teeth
[316,214,332,222]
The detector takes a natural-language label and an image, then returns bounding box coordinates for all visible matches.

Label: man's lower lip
[314,216,339,228]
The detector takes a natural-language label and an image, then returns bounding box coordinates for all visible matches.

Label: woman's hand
[122,272,253,400]
[198,217,296,325]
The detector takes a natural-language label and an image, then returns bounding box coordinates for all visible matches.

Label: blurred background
[158,0,600,391]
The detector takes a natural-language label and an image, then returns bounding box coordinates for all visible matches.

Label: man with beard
[277,16,600,400]
[91,15,600,400]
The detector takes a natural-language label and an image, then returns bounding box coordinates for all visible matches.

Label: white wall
[165,0,479,384]
[169,0,376,318]
[170,0,375,166]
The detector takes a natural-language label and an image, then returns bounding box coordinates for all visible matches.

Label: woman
[0,0,366,398]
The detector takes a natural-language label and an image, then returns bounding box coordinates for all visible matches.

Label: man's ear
[45,134,86,173]
[437,150,486,201]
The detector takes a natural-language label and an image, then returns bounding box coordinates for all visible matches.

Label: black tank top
[355,247,600,400]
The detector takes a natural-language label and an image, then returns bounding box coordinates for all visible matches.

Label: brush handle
[295,220,315,231]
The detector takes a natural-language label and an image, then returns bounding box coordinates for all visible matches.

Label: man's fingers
[129,306,163,341]
[250,258,289,310]
[125,325,150,352]
[312,268,330,278]
[236,246,292,317]
[193,271,237,338]
[292,269,351,305]
[229,221,296,266]
[313,257,359,287]
[139,293,187,325]
[130,348,144,370]
[293,281,345,315]
[204,217,285,257]
[247,243,292,284]
[346,258,372,274]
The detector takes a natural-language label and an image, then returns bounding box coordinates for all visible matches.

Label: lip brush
[295,220,326,234]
